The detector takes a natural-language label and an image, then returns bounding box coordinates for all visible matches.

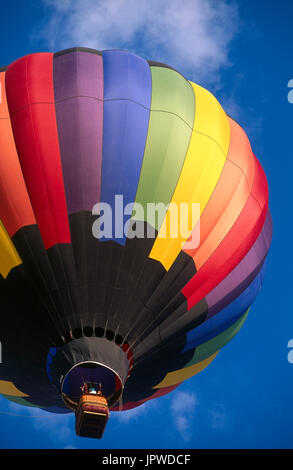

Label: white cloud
[38,0,239,83]
[5,399,75,444]
[30,412,74,443]
[208,403,228,430]
[170,390,198,441]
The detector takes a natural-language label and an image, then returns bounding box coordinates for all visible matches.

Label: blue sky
[0,0,292,449]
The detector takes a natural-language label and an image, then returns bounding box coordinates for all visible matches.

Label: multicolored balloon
[0,48,272,416]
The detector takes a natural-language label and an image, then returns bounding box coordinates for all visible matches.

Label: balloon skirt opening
[61,361,123,410]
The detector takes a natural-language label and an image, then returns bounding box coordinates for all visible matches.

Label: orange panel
[183,117,256,268]
[0,72,36,237]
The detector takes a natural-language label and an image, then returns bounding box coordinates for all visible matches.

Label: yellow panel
[0,380,29,397]
[0,220,22,278]
[153,351,218,388]
[190,82,230,156]
[149,82,229,271]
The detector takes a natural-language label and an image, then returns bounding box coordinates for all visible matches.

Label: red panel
[111,401,144,412]
[182,153,269,310]
[111,382,181,411]
[5,54,71,248]
[143,382,181,400]
[115,375,120,392]
[121,342,134,377]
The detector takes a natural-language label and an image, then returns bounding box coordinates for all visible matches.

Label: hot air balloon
[0,47,272,438]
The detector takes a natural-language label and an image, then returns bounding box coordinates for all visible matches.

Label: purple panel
[53,51,103,214]
[206,209,272,318]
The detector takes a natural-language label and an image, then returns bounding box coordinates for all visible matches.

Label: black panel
[0,265,65,409]
[0,213,206,410]
[122,337,194,403]
[50,337,129,392]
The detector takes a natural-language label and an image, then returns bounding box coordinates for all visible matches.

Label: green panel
[150,67,195,122]
[186,309,250,367]
[133,66,195,231]
[1,394,41,408]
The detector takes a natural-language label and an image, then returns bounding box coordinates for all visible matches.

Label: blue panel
[99,50,151,245]
[207,259,265,319]
[46,347,57,384]
[183,260,267,352]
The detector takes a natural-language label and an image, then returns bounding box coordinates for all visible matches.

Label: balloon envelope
[0,48,272,414]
